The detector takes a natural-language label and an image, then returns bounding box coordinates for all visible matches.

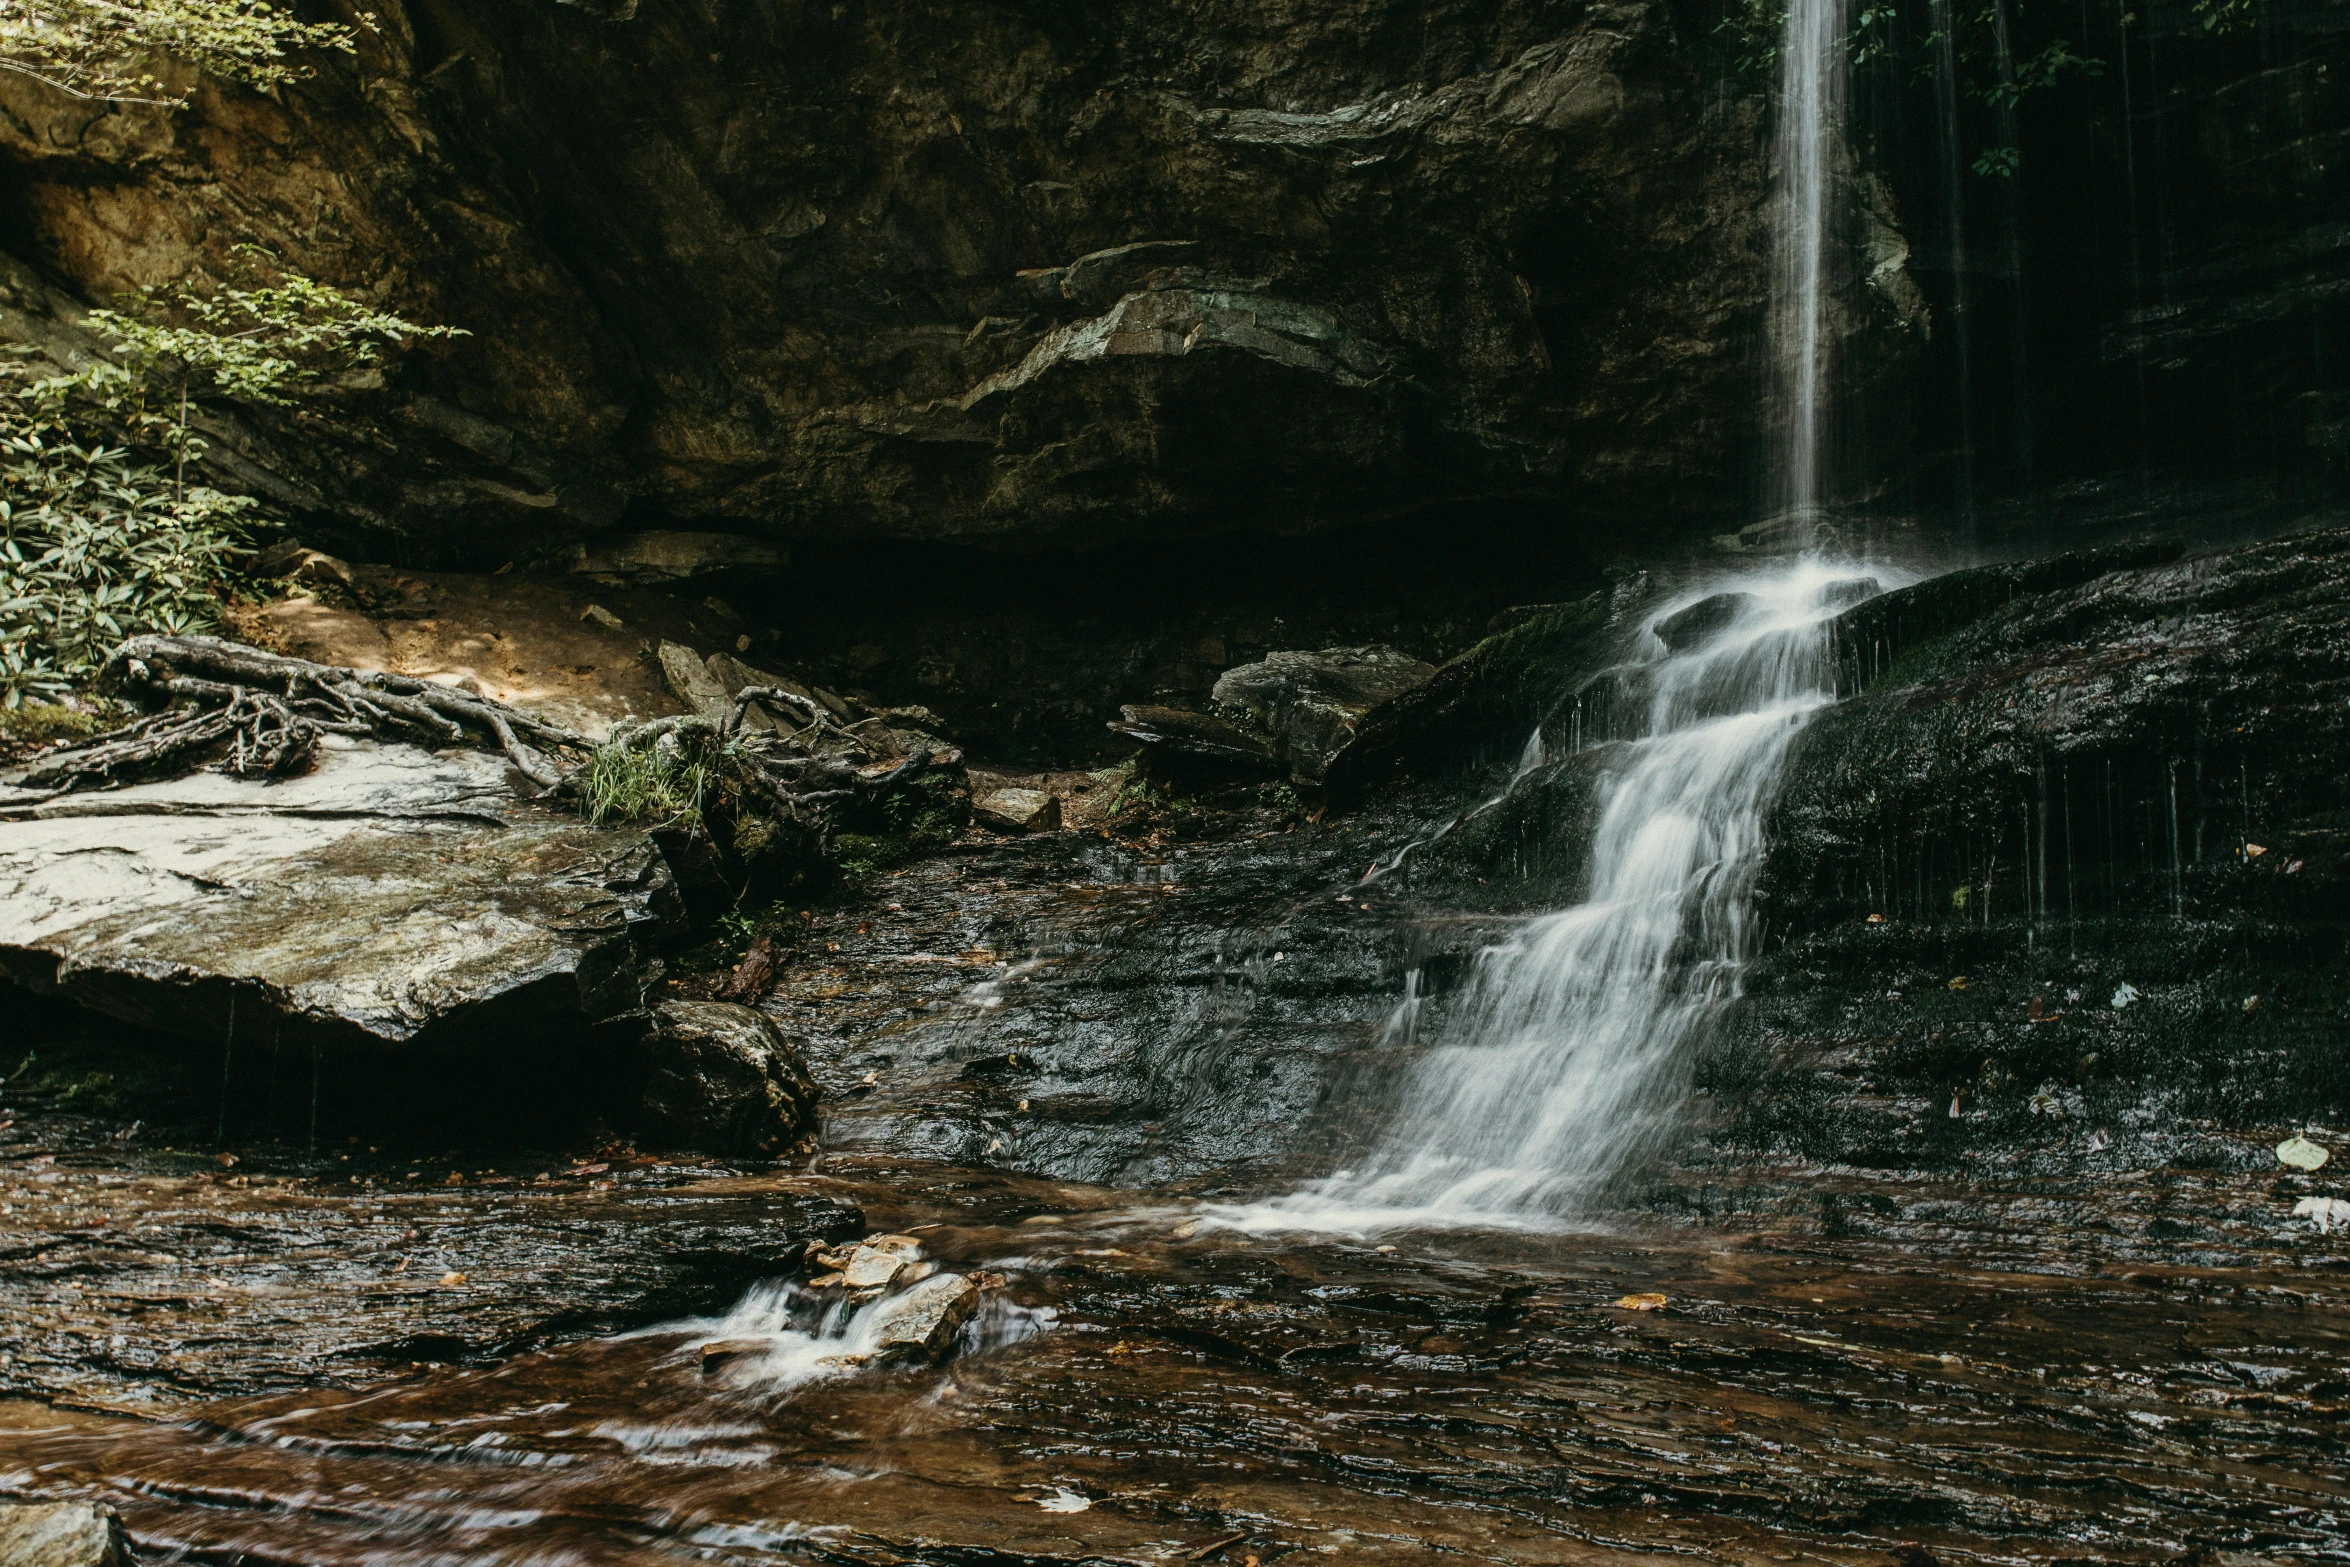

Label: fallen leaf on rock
[1615,1292,1668,1311]
[2278,1136,2331,1171]
[2292,1196,2350,1233]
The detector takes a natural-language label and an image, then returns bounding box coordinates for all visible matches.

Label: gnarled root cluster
[5,637,952,852]
[594,686,936,852]
[7,635,592,796]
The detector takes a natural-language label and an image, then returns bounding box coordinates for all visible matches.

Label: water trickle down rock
[637,1001,822,1156]
[0,736,677,1052]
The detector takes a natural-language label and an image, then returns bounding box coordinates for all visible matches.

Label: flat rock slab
[0,738,678,1050]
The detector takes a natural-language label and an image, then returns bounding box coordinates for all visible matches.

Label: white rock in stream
[866,1272,983,1364]
[838,1234,926,1290]
[0,736,676,1048]
[0,1502,136,1567]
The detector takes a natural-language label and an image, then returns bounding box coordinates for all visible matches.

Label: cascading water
[1229,563,1892,1234]
[1224,0,1876,1234]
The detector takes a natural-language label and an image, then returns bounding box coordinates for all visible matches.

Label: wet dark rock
[1211,646,1436,786]
[1652,591,1756,652]
[1326,594,1612,800]
[1734,527,2350,1167]
[1826,539,2187,694]
[0,738,677,1054]
[1106,705,1279,777]
[0,1504,136,1567]
[638,1001,822,1157]
[566,530,789,586]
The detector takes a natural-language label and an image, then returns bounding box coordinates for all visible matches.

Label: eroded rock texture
[0,0,1827,558]
[0,737,677,1053]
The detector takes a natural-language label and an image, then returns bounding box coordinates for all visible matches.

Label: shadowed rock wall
[0,0,1800,561]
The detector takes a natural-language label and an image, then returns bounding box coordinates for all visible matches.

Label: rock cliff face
[0,0,1785,561]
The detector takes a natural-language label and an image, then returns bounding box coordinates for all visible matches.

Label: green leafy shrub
[0,351,253,706]
[0,0,368,108]
[0,258,464,708]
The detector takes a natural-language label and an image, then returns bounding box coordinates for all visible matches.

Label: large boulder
[638,1001,822,1157]
[1211,646,1437,785]
[0,737,677,1051]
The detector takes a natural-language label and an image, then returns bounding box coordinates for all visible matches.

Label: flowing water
[1228,559,1899,1234]
[1771,0,1849,520]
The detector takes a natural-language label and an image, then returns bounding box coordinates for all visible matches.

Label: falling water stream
[1223,0,1873,1235]
[1228,561,1896,1235]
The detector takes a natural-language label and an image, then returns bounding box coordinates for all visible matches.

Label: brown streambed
[0,1153,2343,1565]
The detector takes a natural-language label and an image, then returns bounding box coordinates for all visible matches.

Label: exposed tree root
[2,636,952,849]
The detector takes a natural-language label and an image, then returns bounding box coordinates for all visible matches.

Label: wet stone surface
[0,1158,2340,1563]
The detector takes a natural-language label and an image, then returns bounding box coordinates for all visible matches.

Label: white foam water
[1220,558,1902,1236]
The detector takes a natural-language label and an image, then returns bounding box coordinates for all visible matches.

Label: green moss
[0,702,111,747]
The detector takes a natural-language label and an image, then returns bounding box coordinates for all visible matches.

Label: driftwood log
[2,636,946,846]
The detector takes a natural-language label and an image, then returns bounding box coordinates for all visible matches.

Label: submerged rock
[0,737,676,1052]
[1211,646,1436,785]
[639,1001,821,1157]
[0,1503,135,1567]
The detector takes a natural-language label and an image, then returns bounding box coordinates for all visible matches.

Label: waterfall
[1220,0,1880,1236]
[1772,0,1850,522]
[1227,564,1889,1234]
